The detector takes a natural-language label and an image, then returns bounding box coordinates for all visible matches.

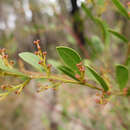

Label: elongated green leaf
[95,18,110,44]
[86,66,109,91]
[126,56,130,66]
[19,52,44,72]
[56,46,81,74]
[0,56,26,77]
[116,64,128,90]
[58,65,78,81]
[82,3,110,44]
[85,66,98,81]
[112,0,129,19]
[81,3,95,21]
[108,29,128,43]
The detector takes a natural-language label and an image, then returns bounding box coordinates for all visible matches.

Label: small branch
[29,74,101,90]
[1,70,126,96]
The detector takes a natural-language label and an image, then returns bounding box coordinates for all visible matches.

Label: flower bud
[128,12,130,16]
[1,85,6,90]
[82,79,86,83]
[34,51,38,55]
[127,2,130,7]
[75,74,80,79]
[3,55,8,59]
[0,48,2,54]
[43,51,47,56]
[38,61,43,64]
[2,48,6,53]
[45,86,49,90]
[76,62,82,68]
[37,44,41,50]
[96,92,100,96]
[49,78,53,82]
[79,66,85,72]
[106,91,111,96]
[15,90,20,95]
[47,64,52,69]
[10,60,15,65]
[53,87,57,91]
[123,88,128,95]
[95,98,100,104]
[33,40,40,45]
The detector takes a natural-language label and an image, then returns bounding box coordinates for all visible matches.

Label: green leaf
[126,57,130,75]
[112,0,129,19]
[82,3,110,44]
[19,52,44,72]
[95,18,110,44]
[126,56,130,66]
[0,56,26,77]
[108,29,128,43]
[58,65,78,81]
[86,66,109,91]
[81,3,95,21]
[85,66,98,81]
[56,46,81,74]
[116,64,128,90]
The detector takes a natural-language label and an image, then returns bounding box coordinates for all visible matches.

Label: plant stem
[30,75,101,91]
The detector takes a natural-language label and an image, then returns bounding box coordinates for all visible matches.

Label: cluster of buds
[0,48,6,55]
[75,62,86,83]
[1,79,30,97]
[0,48,8,60]
[33,40,43,58]
[0,48,14,68]
[0,84,18,100]
[76,62,85,72]
[0,49,30,99]
[0,84,12,91]
[33,40,52,76]
[95,91,111,105]
[34,40,41,50]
